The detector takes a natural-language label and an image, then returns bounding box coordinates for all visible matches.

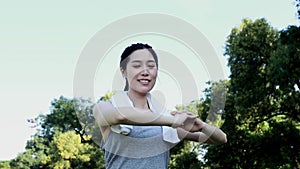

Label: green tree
[9,96,105,169]
[169,141,202,169]
[267,25,300,168]
[169,99,205,169]
[0,161,11,169]
[169,81,227,169]
[204,18,300,168]
[268,25,300,123]
[47,131,104,169]
[10,133,50,169]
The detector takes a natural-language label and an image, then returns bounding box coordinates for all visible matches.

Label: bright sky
[0,0,299,161]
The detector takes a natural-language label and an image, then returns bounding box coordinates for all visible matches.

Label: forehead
[128,49,155,61]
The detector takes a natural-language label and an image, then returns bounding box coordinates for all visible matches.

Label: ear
[120,67,127,78]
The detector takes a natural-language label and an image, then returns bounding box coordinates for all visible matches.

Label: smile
[137,79,151,83]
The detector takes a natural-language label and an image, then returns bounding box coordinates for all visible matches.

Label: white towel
[110,91,180,144]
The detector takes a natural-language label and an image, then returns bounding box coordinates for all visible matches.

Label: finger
[186,114,198,119]
[195,119,205,129]
[186,111,198,118]
[185,112,196,116]
[171,110,184,115]
[170,111,179,115]
[186,110,197,115]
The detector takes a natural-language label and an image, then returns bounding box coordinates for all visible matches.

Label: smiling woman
[93,43,227,169]
[121,49,158,102]
[120,43,158,93]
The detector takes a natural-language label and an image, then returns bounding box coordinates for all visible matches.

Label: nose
[141,67,149,76]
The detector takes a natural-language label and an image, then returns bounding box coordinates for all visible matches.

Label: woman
[93,43,227,169]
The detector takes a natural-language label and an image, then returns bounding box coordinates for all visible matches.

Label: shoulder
[93,101,113,114]
[93,101,116,127]
[94,101,111,108]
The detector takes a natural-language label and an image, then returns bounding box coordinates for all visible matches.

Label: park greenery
[1,3,299,169]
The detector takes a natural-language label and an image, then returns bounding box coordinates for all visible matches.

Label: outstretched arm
[93,101,198,128]
[177,121,227,145]
[172,111,227,145]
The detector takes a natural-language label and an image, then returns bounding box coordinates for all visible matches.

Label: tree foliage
[169,80,227,169]
[9,96,105,169]
[0,161,11,169]
[268,25,300,122]
[203,18,300,168]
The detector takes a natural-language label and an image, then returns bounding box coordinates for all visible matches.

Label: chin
[130,83,155,94]
[136,87,153,94]
[139,89,152,94]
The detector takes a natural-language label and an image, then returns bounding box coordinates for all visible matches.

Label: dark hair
[120,43,158,91]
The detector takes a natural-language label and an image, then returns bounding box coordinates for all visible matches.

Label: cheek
[151,69,158,77]
[126,69,139,79]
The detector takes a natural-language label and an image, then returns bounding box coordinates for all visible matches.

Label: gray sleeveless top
[101,91,178,169]
[102,125,172,169]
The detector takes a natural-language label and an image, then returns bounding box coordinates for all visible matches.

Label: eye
[132,65,141,68]
[148,64,156,68]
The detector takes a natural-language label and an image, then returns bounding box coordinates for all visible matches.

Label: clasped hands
[171,110,205,132]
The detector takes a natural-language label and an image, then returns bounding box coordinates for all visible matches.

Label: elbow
[208,132,227,145]
[112,106,131,124]
[114,113,128,124]
[93,103,127,126]
[215,128,227,145]
[216,133,227,145]
[220,133,227,144]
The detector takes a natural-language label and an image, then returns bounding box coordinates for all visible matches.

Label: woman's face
[122,49,157,94]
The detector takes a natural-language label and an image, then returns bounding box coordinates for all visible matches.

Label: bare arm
[176,121,227,145]
[93,101,197,127]
[171,110,227,145]
[200,122,227,145]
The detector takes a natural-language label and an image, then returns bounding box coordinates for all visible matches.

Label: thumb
[186,113,198,119]
[170,110,183,115]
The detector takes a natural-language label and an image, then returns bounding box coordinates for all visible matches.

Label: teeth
[139,79,150,83]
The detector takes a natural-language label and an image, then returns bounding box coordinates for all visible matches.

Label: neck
[127,90,149,109]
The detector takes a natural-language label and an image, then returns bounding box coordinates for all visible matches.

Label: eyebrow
[130,60,156,63]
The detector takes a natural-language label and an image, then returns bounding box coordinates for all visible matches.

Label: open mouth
[137,79,151,84]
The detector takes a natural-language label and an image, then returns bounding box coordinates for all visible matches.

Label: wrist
[171,115,182,128]
[201,123,216,135]
[196,119,207,131]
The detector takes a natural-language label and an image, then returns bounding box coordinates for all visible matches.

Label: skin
[93,48,227,144]
[122,49,158,107]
